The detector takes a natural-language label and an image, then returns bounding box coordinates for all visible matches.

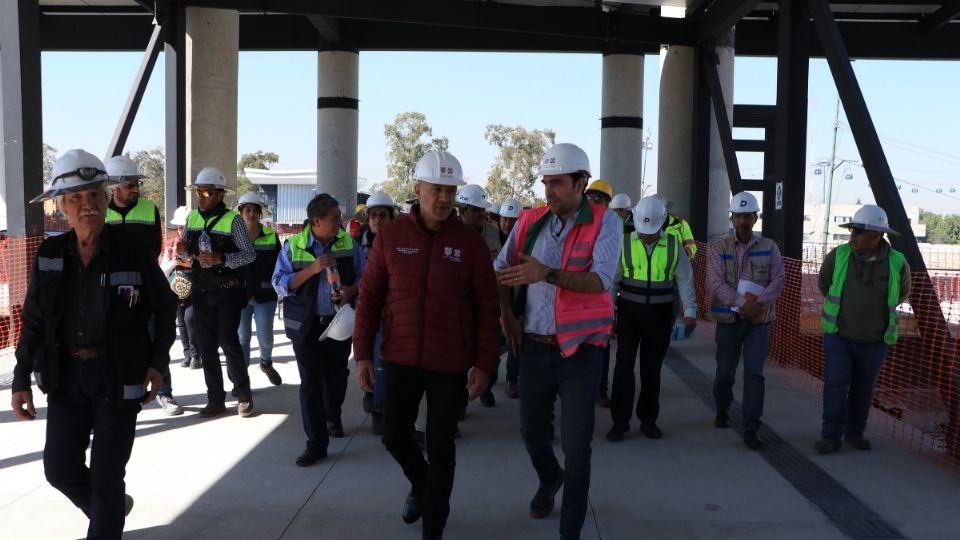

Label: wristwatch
[545,268,558,284]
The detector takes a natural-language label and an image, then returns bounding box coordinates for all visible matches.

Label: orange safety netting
[690,240,960,474]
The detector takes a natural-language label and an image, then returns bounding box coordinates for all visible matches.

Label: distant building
[801,202,926,242]
[243,169,369,225]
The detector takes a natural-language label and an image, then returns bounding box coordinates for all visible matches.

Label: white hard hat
[106,155,146,181]
[188,166,234,192]
[840,204,900,235]
[500,198,522,219]
[729,191,760,213]
[456,184,491,209]
[366,191,395,209]
[610,193,632,210]
[320,305,355,341]
[488,201,501,216]
[31,149,122,203]
[237,192,267,210]
[414,151,465,186]
[538,143,591,177]
[633,196,668,235]
[169,205,190,226]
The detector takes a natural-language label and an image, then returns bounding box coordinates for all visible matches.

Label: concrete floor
[2,318,959,539]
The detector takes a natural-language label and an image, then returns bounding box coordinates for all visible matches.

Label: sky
[38,50,960,215]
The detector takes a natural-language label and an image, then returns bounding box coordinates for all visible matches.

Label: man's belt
[524,333,558,346]
[63,346,101,361]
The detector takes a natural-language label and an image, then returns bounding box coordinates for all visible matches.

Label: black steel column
[702,47,744,196]
[772,0,809,260]
[106,24,163,159]
[161,1,186,224]
[0,0,44,238]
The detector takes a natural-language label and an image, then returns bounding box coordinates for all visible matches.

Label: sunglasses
[197,189,222,199]
[850,227,866,235]
[587,193,607,203]
[53,167,106,184]
[121,180,143,188]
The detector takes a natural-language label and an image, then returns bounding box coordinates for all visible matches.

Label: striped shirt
[494,206,622,335]
[706,233,784,308]
[272,230,365,317]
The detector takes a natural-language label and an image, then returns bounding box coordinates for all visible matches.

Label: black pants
[291,316,352,452]
[44,357,139,540]
[192,288,250,402]
[381,361,467,537]
[600,346,611,393]
[176,299,198,362]
[610,300,675,426]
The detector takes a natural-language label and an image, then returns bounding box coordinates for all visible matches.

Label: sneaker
[124,494,134,516]
[639,422,663,439]
[190,357,202,370]
[505,381,519,399]
[260,364,282,386]
[156,395,183,416]
[529,476,563,519]
[743,430,763,450]
[606,423,629,442]
[237,397,254,417]
[845,434,872,451]
[815,437,842,454]
[480,389,496,408]
[198,402,226,418]
[180,358,191,368]
[715,410,730,428]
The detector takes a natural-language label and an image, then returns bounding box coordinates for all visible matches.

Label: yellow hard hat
[355,203,366,214]
[586,179,613,200]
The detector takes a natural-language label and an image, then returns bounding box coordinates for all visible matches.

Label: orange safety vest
[512,199,613,358]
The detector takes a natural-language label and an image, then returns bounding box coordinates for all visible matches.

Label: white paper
[737,279,765,297]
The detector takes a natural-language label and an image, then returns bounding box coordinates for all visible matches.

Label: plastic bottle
[327,266,342,298]
[198,230,213,268]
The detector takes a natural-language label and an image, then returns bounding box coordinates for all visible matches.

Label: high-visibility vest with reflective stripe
[281,227,356,344]
[512,200,613,358]
[619,232,679,305]
[821,243,905,345]
[709,235,777,324]
[106,198,157,226]
[665,214,696,259]
[184,208,242,290]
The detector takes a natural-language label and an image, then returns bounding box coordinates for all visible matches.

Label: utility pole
[641,130,653,195]
[820,98,840,248]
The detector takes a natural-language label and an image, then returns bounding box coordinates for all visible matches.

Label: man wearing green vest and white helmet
[653,194,697,260]
[105,155,183,416]
[175,167,256,417]
[236,192,283,387]
[273,193,364,466]
[815,204,911,454]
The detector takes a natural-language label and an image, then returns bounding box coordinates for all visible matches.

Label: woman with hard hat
[164,205,202,371]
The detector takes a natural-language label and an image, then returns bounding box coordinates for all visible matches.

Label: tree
[483,124,555,207]
[921,210,960,244]
[42,144,58,181]
[377,112,449,203]
[237,150,279,196]
[131,148,166,216]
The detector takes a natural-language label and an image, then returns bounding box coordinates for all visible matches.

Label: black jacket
[13,225,178,407]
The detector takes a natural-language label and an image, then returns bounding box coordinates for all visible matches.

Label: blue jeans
[821,333,889,439]
[239,299,277,367]
[714,319,771,432]
[519,342,602,540]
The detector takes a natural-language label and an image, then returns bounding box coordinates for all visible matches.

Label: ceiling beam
[918,0,960,34]
[692,0,765,42]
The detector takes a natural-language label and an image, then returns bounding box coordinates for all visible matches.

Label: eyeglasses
[52,167,106,184]
[197,189,221,199]
[122,179,143,188]
[586,193,607,203]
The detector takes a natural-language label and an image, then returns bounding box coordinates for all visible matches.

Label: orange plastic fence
[690,240,960,473]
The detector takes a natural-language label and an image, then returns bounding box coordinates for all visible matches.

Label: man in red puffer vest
[353,150,500,540]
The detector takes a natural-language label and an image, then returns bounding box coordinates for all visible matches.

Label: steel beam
[693,0,765,42]
[918,0,960,34]
[1,0,45,238]
[105,24,163,160]
[701,48,744,196]
[161,1,186,222]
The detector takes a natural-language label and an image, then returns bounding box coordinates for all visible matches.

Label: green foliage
[237,151,279,196]
[483,124,555,207]
[921,211,960,244]
[130,148,166,217]
[377,112,449,203]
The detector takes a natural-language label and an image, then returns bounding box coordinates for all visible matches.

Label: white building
[244,168,370,225]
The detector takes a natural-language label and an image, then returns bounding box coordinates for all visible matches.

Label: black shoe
[480,389,496,408]
[327,421,345,438]
[402,490,424,524]
[639,423,663,439]
[606,423,629,442]
[715,410,730,428]
[197,402,226,418]
[815,437,842,454]
[296,448,327,467]
[190,357,202,369]
[180,358,191,368]
[743,430,763,450]
[260,364,282,386]
[372,413,384,436]
[845,434,872,451]
[362,392,374,414]
[530,477,563,519]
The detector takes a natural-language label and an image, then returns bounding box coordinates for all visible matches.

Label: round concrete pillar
[317,50,359,218]
[707,31,736,242]
[185,8,239,201]
[599,54,644,203]
[657,45,695,220]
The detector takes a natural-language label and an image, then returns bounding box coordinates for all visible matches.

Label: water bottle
[198,230,213,268]
[327,266,342,299]
[672,322,687,342]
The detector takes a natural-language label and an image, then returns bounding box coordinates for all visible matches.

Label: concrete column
[317,50,359,218]
[599,54,644,203]
[185,8,239,201]
[0,61,6,231]
[707,31,736,242]
[656,45,695,220]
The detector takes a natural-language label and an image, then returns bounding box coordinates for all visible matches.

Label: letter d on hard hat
[729,192,760,213]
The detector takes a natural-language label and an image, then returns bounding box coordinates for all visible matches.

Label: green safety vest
[106,198,157,226]
[665,214,697,259]
[618,232,679,305]
[821,243,905,345]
